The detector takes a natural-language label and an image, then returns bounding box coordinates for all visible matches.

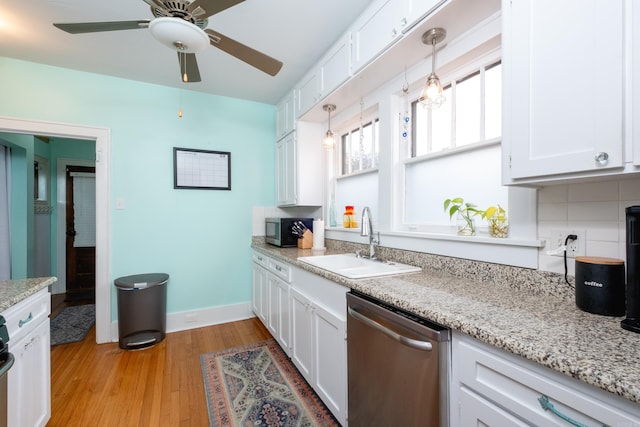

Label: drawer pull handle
[538,395,605,427]
[18,312,33,327]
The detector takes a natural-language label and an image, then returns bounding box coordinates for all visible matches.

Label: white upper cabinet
[633,1,640,167]
[319,34,351,102]
[296,68,321,118]
[276,90,295,139]
[502,0,630,184]
[276,122,322,207]
[401,0,447,34]
[351,0,403,73]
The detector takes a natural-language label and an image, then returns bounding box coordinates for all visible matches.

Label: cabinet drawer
[2,289,50,345]
[268,258,291,283]
[456,333,640,426]
[253,251,269,268]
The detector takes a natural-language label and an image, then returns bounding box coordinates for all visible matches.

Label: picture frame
[173,147,231,190]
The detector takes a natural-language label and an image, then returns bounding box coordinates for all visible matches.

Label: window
[403,60,506,229]
[412,62,501,157]
[340,119,379,175]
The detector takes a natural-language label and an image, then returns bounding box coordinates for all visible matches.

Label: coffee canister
[575,256,625,316]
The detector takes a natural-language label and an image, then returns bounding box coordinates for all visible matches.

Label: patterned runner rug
[200,339,339,427]
[50,304,95,346]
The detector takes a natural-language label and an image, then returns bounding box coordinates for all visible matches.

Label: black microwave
[265,217,313,247]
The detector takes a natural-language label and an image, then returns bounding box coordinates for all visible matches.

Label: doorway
[0,116,111,344]
[65,165,96,302]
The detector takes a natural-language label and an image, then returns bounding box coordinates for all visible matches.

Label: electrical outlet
[184,313,198,323]
[548,228,585,258]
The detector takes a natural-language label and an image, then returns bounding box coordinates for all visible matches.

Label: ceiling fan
[53,0,283,83]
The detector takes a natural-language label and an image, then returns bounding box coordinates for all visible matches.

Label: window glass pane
[431,85,452,153]
[485,63,502,140]
[361,122,373,170]
[413,101,429,157]
[455,72,481,147]
[405,144,506,224]
[373,120,379,167]
[349,129,360,172]
[341,133,349,175]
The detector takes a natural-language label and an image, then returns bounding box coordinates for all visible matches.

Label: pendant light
[322,104,337,150]
[419,28,446,110]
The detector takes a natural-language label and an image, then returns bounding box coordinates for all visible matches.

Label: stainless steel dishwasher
[347,291,450,427]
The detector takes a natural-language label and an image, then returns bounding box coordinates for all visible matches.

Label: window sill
[325,228,544,269]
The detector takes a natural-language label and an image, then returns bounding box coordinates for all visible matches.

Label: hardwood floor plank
[48,318,270,426]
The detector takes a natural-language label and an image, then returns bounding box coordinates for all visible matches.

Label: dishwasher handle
[348,306,433,351]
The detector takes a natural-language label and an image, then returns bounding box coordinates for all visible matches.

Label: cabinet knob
[400,17,407,27]
[391,28,397,37]
[595,152,609,166]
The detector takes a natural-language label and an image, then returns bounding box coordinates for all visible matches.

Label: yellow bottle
[343,206,354,228]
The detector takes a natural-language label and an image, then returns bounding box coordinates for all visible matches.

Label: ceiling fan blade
[177,52,202,83]
[205,29,283,76]
[188,0,245,19]
[53,20,150,34]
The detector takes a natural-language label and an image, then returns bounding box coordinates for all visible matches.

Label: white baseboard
[109,302,255,343]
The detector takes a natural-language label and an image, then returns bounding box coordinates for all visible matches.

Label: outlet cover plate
[548,228,585,258]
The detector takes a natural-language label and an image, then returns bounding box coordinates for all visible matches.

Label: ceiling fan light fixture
[149,17,209,53]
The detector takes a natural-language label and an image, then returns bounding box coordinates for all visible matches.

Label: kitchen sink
[297,253,421,279]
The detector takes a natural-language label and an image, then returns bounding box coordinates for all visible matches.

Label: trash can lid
[114,273,169,290]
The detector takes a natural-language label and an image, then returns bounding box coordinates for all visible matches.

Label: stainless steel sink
[297,253,421,279]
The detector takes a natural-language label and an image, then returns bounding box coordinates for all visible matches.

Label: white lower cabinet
[252,252,292,356]
[2,288,51,427]
[452,331,640,426]
[290,272,347,426]
[252,252,348,426]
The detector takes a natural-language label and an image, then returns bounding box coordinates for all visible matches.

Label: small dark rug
[50,304,95,346]
[201,339,339,427]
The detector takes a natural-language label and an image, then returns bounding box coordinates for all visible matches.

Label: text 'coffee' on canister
[575,256,625,316]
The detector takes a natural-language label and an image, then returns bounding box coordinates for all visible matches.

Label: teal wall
[0,57,276,315]
[0,133,33,278]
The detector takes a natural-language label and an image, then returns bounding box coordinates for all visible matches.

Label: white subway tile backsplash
[619,177,640,199]
[567,201,618,221]
[538,185,568,203]
[585,240,623,259]
[538,203,568,221]
[537,179,636,274]
[568,180,618,202]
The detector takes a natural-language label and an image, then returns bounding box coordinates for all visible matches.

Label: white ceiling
[0,0,374,104]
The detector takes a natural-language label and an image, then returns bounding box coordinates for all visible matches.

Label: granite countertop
[0,277,57,313]
[252,241,640,406]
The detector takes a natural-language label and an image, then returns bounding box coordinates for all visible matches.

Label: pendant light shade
[322,104,337,150]
[419,28,446,110]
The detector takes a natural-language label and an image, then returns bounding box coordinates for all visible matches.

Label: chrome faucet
[360,206,379,259]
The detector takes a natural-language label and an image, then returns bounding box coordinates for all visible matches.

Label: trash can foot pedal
[126,337,157,347]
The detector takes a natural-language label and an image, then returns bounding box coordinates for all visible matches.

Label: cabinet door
[8,318,51,427]
[633,1,640,167]
[252,263,268,324]
[296,68,321,117]
[401,0,446,34]
[312,303,347,425]
[275,133,296,206]
[503,0,624,181]
[290,288,313,383]
[351,0,402,73]
[319,34,351,98]
[274,277,291,355]
[267,275,278,336]
[276,91,295,139]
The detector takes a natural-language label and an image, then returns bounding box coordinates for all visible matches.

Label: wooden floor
[48,317,271,426]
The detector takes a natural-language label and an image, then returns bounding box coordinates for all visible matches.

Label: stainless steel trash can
[114,273,168,350]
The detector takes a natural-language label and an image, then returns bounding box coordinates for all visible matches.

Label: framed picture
[173,147,231,190]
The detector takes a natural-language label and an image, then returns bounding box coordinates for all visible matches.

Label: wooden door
[65,165,96,302]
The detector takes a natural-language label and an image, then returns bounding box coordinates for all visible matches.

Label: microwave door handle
[348,306,433,351]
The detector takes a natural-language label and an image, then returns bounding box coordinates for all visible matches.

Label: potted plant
[482,204,508,238]
[443,197,482,236]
